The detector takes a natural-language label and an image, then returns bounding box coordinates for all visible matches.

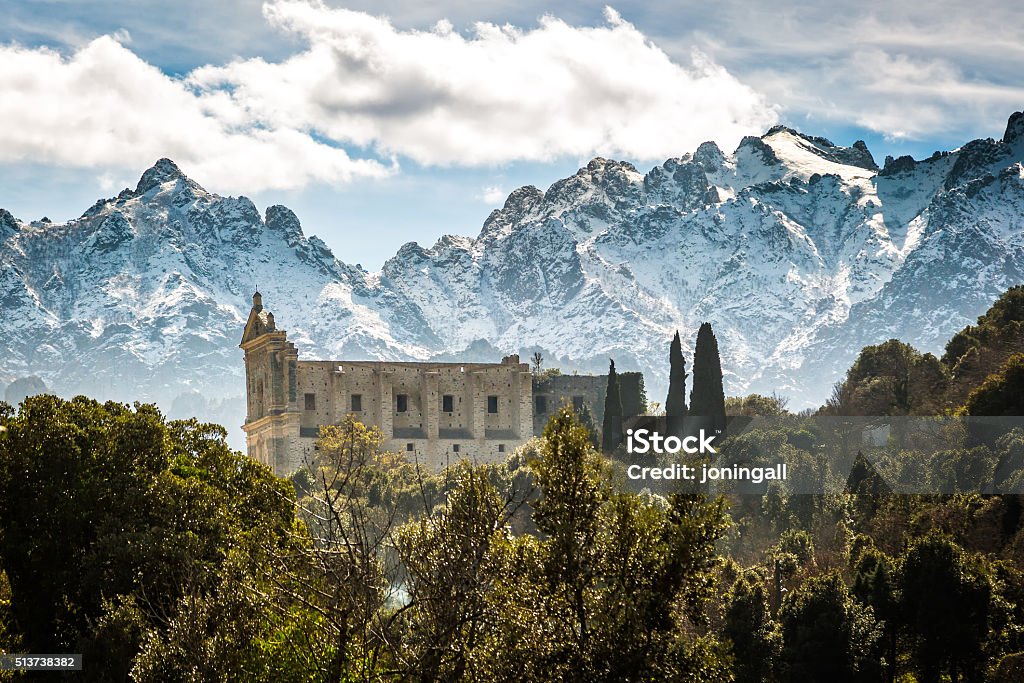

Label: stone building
[532,371,647,436]
[531,374,608,436]
[240,292,533,475]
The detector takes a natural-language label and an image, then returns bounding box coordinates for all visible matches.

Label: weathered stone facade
[241,292,646,476]
[531,374,608,436]
[531,371,647,436]
[241,293,533,475]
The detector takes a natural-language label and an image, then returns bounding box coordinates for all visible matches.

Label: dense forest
[1,286,1024,681]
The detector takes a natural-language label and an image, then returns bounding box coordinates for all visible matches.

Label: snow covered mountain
[3,113,1024,446]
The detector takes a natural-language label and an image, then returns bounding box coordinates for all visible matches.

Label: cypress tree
[665,331,688,417]
[689,322,725,419]
[602,359,623,453]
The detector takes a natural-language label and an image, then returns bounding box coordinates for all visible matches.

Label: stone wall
[241,294,645,476]
[532,374,607,436]
[532,371,647,436]
[246,343,533,474]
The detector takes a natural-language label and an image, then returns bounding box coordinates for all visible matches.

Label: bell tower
[240,291,301,472]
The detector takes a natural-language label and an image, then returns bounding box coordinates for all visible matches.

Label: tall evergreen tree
[602,359,623,453]
[689,322,726,419]
[665,331,688,417]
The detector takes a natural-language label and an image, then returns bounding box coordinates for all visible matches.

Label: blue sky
[1,0,1022,268]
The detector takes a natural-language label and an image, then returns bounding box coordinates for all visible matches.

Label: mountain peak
[0,208,18,238]
[265,205,304,247]
[737,135,781,165]
[584,157,638,174]
[1003,111,1024,144]
[135,158,187,195]
[693,141,725,172]
[765,124,798,137]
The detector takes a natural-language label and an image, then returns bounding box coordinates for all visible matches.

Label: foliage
[963,353,1024,416]
[601,359,623,454]
[618,371,648,418]
[576,402,601,449]
[778,571,882,683]
[396,462,514,680]
[825,339,950,416]
[0,395,294,679]
[899,534,991,683]
[943,285,1024,402]
[666,330,688,417]
[725,574,779,683]
[725,393,790,416]
[689,322,726,421]
[526,407,731,680]
[852,549,898,683]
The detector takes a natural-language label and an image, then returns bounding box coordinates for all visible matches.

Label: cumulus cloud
[0,1,777,191]
[744,48,1024,142]
[673,0,1024,142]
[190,2,776,165]
[842,50,1024,139]
[0,35,392,191]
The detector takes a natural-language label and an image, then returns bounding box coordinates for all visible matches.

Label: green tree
[619,371,648,418]
[577,402,601,449]
[526,408,731,680]
[852,549,899,683]
[827,340,949,416]
[602,359,623,454]
[130,561,265,682]
[725,393,789,416]
[899,535,992,683]
[267,416,403,680]
[689,323,726,422]
[397,462,515,680]
[0,395,294,678]
[963,353,1024,416]
[666,331,688,417]
[779,571,881,683]
[725,575,779,683]
[943,285,1024,403]
[531,408,606,673]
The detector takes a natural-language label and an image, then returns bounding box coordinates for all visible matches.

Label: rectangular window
[304,393,316,411]
[535,395,548,414]
[487,395,498,413]
[452,444,460,453]
[406,442,414,452]
[498,444,506,453]
[351,394,362,412]
[572,396,584,412]
[442,394,454,413]
[397,394,408,412]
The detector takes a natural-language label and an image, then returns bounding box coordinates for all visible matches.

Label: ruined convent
[241,292,630,476]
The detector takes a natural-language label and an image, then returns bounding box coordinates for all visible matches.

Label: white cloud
[668,0,1024,143]
[188,1,776,165]
[0,36,393,192]
[480,185,505,203]
[0,2,777,191]
[745,48,1024,142]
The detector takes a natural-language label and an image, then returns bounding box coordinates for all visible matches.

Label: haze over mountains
[3,112,1024,447]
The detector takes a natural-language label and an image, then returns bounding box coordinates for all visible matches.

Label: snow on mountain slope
[3,113,1024,447]
[0,159,436,446]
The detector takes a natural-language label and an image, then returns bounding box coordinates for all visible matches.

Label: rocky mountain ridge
[3,113,1024,446]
